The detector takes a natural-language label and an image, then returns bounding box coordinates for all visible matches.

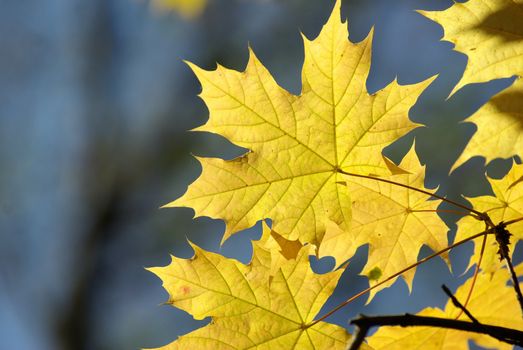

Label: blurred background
[0,0,520,349]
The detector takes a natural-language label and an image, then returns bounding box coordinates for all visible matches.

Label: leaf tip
[160,200,179,209]
[332,0,348,26]
[183,59,203,74]
[189,124,210,133]
[144,266,157,274]
[383,155,411,175]
[220,226,236,246]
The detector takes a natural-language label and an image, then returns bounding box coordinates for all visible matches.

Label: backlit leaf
[147,227,366,349]
[343,145,449,298]
[455,162,523,274]
[167,0,434,266]
[421,0,523,168]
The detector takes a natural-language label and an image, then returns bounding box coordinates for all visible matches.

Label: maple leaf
[421,0,523,168]
[367,265,523,350]
[327,145,449,298]
[147,224,368,350]
[454,161,523,275]
[166,0,434,266]
[151,0,206,18]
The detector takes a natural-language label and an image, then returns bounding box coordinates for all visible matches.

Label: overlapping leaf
[167,0,434,266]
[455,162,523,274]
[347,146,449,296]
[367,265,523,350]
[147,224,364,350]
[148,1,523,349]
[320,145,449,298]
[421,0,523,168]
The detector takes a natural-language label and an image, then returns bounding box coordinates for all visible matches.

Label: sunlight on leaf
[455,162,523,275]
[167,0,434,267]
[147,226,367,349]
[421,0,523,168]
[342,145,449,299]
[148,1,523,348]
[319,145,451,294]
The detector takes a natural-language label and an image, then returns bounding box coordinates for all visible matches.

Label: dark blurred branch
[53,1,198,347]
[56,187,122,350]
[55,2,118,349]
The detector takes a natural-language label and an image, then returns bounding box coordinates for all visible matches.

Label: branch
[441,284,478,323]
[347,314,523,350]
[504,252,523,315]
[504,216,523,226]
[493,223,523,315]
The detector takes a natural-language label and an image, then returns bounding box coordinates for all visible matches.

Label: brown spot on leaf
[271,230,302,260]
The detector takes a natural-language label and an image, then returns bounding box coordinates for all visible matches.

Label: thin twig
[339,170,485,218]
[493,223,523,315]
[307,230,489,328]
[504,252,523,315]
[347,324,369,350]
[347,314,523,350]
[441,284,479,323]
[504,216,523,226]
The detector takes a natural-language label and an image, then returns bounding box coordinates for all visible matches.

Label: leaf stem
[455,232,487,320]
[339,170,484,218]
[307,229,489,327]
[409,209,471,216]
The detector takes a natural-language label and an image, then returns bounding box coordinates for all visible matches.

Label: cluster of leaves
[149,0,523,349]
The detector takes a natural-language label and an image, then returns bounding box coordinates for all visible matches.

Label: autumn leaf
[166,0,434,266]
[367,265,523,350]
[454,162,523,275]
[337,145,448,298]
[147,224,366,350]
[421,0,523,168]
[151,0,207,18]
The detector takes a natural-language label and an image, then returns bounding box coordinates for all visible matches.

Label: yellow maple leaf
[166,0,434,265]
[151,0,207,18]
[421,0,523,168]
[328,145,449,298]
[367,265,523,350]
[454,161,523,274]
[147,226,368,350]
